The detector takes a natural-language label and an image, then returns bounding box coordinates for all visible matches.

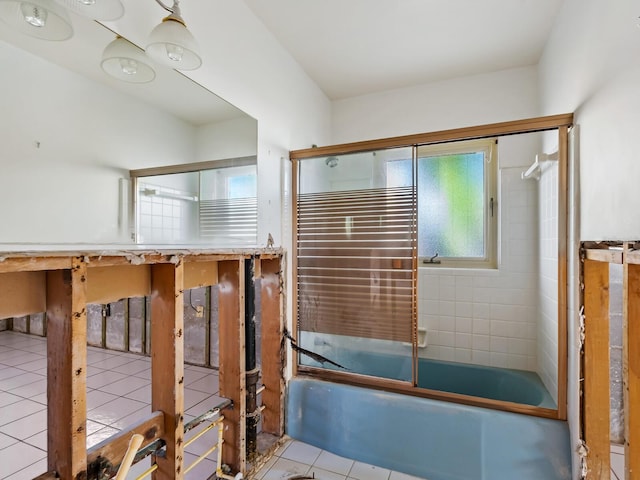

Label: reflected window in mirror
[131,158,257,247]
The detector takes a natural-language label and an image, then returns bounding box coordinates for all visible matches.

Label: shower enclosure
[290,113,573,418]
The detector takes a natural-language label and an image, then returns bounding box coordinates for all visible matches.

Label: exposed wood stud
[583,259,611,480]
[625,260,640,479]
[0,250,282,479]
[87,411,164,477]
[585,249,623,264]
[260,258,285,436]
[0,256,71,274]
[46,257,88,480]
[218,259,246,474]
[150,262,185,480]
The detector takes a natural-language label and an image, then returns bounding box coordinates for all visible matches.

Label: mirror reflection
[0,7,257,245]
[134,162,257,245]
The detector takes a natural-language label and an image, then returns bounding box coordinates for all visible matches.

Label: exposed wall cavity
[2,282,264,371]
[609,263,623,444]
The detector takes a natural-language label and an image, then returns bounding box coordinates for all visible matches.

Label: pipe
[184,417,223,448]
[134,463,157,480]
[114,433,144,480]
[521,155,540,180]
[244,257,258,458]
[216,419,244,480]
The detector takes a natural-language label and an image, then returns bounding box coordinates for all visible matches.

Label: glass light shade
[146,18,201,71]
[53,0,123,20]
[0,0,73,40]
[101,36,156,84]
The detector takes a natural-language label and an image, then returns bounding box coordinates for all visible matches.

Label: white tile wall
[138,182,196,243]
[418,168,539,371]
[537,161,559,403]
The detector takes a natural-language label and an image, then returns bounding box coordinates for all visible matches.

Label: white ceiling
[1,0,566,123]
[0,7,247,126]
[244,0,566,100]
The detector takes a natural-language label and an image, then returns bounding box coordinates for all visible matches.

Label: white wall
[332,66,539,144]
[539,0,640,476]
[0,41,196,244]
[539,0,640,240]
[196,116,257,162]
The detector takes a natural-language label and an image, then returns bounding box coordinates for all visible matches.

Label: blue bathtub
[302,348,556,408]
[287,378,571,480]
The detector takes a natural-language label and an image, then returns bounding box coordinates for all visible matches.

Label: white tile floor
[0,330,224,479]
[610,443,625,480]
[0,330,629,480]
[251,439,425,480]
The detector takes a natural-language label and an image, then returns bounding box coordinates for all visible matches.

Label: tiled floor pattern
[0,331,630,480]
[251,439,424,480]
[254,439,630,480]
[610,443,625,480]
[0,330,224,479]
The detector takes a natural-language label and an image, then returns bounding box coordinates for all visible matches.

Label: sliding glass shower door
[295,147,416,382]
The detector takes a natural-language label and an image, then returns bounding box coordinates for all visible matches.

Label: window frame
[416,138,498,269]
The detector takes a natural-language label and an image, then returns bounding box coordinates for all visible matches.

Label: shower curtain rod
[521,151,558,180]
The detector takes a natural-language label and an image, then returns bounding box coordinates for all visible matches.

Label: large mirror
[0,8,257,245]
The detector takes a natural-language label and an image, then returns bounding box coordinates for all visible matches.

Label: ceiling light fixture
[53,0,124,21]
[101,36,156,84]
[146,0,201,71]
[0,0,73,40]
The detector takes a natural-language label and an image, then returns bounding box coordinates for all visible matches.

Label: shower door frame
[290,113,573,420]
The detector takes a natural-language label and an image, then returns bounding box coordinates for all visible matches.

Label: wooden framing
[46,258,88,480]
[86,265,150,304]
[0,248,284,480]
[151,262,185,480]
[580,242,640,480]
[218,259,246,473]
[0,271,46,319]
[87,411,164,474]
[290,113,573,420]
[260,258,285,436]
[625,261,640,479]
[583,259,611,478]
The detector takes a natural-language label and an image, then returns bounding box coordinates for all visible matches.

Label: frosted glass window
[418,152,485,258]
